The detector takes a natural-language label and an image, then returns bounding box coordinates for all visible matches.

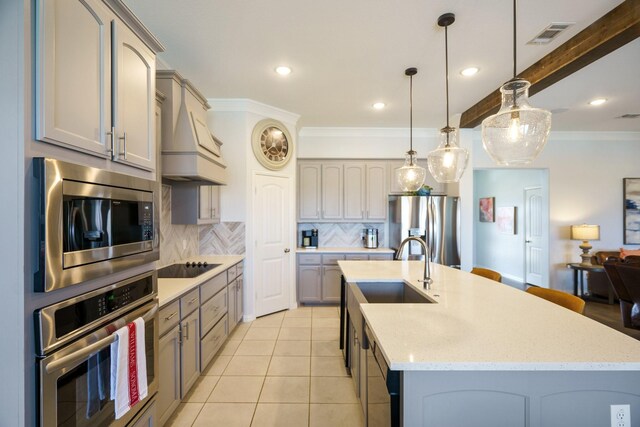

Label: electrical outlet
[611,404,631,427]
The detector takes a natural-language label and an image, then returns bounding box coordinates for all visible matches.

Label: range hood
[157,71,227,185]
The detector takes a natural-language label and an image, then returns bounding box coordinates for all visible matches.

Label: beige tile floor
[165,306,364,427]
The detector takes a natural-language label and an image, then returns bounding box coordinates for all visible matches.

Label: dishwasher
[364,323,401,427]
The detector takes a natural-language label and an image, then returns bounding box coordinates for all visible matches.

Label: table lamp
[570,224,600,266]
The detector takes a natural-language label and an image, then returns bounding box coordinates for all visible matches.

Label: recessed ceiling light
[372,102,386,110]
[589,98,607,106]
[460,67,479,77]
[275,66,292,76]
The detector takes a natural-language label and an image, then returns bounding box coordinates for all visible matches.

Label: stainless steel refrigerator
[388,195,461,267]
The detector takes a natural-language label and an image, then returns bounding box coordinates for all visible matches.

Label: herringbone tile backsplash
[200,222,246,255]
[297,223,385,247]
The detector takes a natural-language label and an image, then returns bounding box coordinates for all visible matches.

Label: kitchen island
[339,260,640,427]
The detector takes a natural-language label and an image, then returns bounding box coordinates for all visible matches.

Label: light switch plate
[611,404,631,427]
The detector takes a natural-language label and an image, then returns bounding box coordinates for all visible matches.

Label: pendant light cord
[409,73,413,152]
[513,0,517,79]
[445,25,450,129]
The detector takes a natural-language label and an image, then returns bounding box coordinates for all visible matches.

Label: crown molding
[208,99,300,125]
[471,130,640,142]
[299,127,440,138]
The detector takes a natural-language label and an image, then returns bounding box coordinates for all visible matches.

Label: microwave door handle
[45,304,158,374]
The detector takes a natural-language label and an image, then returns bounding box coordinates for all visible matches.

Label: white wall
[209,99,300,319]
[0,0,26,425]
[474,169,547,284]
[463,131,640,292]
[298,127,440,159]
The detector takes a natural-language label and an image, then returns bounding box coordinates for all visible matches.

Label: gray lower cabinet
[235,275,244,323]
[228,280,237,331]
[157,325,180,426]
[129,399,157,427]
[322,266,342,303]
[180,309,200,398]
[297,253,393,303]
[200,315,228,370]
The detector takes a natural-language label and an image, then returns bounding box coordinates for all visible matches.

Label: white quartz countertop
[339,260,640,371]
[296,247,394,254]
[158,255,244,307]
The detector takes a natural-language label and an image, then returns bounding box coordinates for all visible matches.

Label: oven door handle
[45,304,158,374]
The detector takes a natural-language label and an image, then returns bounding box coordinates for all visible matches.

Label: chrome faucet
[395,236,433,289]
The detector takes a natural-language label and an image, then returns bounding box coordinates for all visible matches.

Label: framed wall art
[496,206,516,234]
[624,178,640,244]
[479,197,495,222]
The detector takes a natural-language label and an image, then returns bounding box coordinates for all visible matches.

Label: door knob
[526,240,532,243]
[284,248,290,253]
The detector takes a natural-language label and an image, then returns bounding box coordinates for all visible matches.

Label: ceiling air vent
[527,22,574,45]
[617,114,640,119]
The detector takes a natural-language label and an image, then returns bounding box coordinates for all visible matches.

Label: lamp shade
[570,224,600,241]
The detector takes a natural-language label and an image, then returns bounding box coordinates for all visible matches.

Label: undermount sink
[354,281,433,304]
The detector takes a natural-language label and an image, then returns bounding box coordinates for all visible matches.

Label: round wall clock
[251,119,293,170]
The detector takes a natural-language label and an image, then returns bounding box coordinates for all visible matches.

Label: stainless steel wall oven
[34,158,159,292]
[35,271,159,427]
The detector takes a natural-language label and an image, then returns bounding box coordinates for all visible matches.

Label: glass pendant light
[481,0,551,165]
[396,67,427,192]
[427,13,469,184]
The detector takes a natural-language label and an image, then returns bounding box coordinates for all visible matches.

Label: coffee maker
[301,229,319,248]
[362,228,379,249]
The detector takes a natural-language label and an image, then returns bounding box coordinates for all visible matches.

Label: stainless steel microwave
[34,158,159,292]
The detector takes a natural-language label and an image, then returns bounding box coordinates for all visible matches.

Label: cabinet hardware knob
[284,248,291,253]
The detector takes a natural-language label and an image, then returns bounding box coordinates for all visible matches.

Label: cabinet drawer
[201,315,228,371]
[368,253,394,260]
[201,288,227,337]
[180,288,200,317]
[236,262,244,277]
[227,265,238,282]
[159,300,180,337]
[201,272,226,303]
[322,254,346,265]
[345,254,368,261]
[298,254,322,265]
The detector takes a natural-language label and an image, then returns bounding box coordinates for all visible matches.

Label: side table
[566,263,613,304]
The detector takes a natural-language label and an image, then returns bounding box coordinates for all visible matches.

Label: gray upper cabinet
[111,20,156,170]
[298,163,322,221]
[321,163,343,220]
[198,186,221,224]
[365,163,387,220]
[36,0,112,157]
[36,0,162,172]
[343,163,365,220]
[298,160,390,222]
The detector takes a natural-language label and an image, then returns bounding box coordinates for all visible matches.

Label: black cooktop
[157,262,221,279]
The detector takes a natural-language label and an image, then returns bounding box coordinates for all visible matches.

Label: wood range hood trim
[460,0,640,129]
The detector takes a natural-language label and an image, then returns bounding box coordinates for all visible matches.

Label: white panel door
[36,0,112,156]
[255,174,291,317]
[113,21,156,171]
[525,187,544,286]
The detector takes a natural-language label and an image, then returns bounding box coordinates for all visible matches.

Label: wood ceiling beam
[460,0,640,129]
